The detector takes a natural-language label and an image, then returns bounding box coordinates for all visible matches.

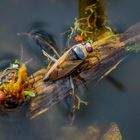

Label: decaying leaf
[102,123,122,140]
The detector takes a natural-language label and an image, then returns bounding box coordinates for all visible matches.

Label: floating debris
[0,62,35,111]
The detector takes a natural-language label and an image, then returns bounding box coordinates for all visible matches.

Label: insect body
[44,42,94,81]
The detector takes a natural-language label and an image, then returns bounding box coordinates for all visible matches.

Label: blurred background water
[0,0,140,140]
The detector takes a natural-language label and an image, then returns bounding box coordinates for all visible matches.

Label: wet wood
[27,35,127,119]
[27,20,140,118]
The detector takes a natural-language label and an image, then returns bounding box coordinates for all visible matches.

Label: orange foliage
[0,64,27,100]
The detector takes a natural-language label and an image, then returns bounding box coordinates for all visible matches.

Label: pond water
[0,0,140,140]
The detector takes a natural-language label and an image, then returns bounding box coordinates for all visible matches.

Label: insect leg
[42,50,57,62]
[69,76,76,124]
[70,76,88,124]
[38,37,60,58]
[75,75,88,90]
[70,76,88,109]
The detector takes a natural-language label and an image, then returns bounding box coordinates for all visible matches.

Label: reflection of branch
[106,75,125,91]
[56,122,122,140]
[78,0,108,39]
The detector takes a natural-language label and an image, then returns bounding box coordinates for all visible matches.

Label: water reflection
[56,122,122,140]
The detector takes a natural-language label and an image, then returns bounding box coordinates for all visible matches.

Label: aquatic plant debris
[0,63,35,109]
[69,0,113,42]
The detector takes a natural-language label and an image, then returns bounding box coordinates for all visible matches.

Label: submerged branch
[27,38,125,119]
[27,22,140,119]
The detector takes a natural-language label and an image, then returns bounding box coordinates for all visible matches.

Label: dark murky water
[0,0,140,140]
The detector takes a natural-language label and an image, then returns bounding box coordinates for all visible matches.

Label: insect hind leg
[69,76,88,124]
[74,74,88,89]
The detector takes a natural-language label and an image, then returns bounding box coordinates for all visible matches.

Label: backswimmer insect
[44,41,95,81]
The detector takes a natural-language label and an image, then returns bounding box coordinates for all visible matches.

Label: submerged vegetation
[0,62,35,110]
[70,0,113,42]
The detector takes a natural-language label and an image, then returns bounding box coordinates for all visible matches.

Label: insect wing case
[44,44,87,81]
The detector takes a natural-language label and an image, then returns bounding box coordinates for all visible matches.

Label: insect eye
[72,45,86,60]
[85,43,93,52]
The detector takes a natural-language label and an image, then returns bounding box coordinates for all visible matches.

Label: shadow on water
[0,0,140,140]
